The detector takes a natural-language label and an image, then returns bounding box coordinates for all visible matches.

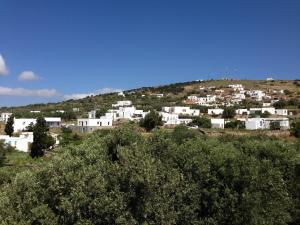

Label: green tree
[25,122,35,132]
[96,108,108,118]
[224,120,245,129]
[59,127,82,146]
[222,107,236,119]
[273,100,287,109]
[0,127,299,225]
[290,121,300,138]
[262,111,271,118]
[30,117,51,158]
[172,125,198,145]
[190,116,211,128]
[139,110,162,131]
[4,115,14,137]
[0,141,6,167]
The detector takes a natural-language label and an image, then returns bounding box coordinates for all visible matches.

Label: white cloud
[0,86,59,98]
[18,71,41,81]
[0,54,9,75]
[63,87,122,100]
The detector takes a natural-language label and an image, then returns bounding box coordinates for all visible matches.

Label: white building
[235,109,249,115]
[105,106,149,122]
[45,117,62,128]
[30,110,41,113]
[14,117,61,133]
[228,84,244,91]
[232,93,246,100]
[275,109,288,116]
[88,110,97,119]
[261,107,276,115]
[112,100,132,107]
[160,112,192,125]
[211,119,224,129]
[153,93,164,98]
[187,95,216,106]
[1,113,12,123]
[247,90,266,101]
[118,91,125,97]
[0,132,33,152]
[208,108,224,115]
[56,110,65,113]
[76,117,113,133]
[263,103,271,107]
[249,107,276,115]
[77,118,112,127]
[245,118,289,130]
[162,106,200,117]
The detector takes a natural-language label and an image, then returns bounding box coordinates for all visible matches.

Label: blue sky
[0,0,300,106]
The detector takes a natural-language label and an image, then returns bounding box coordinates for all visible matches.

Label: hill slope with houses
[1,79,299,116]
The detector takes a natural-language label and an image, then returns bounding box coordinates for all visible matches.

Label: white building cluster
[160,106,200,125]
[186,95,216,106]
[76,100,149,132]
[235,107,288,116]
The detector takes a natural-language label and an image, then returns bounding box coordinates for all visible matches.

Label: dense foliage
[190,116,212,128]
[224,120,245,129]
[139,110,162,131]
[290,121,300,138]
[222,107,236,119]
[59,127,83,146]
[30,117,55,158]
[0,124,299,225]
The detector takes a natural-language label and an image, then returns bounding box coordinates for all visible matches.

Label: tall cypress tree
[4,115,14,137]
[30,116,49,158]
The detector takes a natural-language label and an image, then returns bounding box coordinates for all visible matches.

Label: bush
[190,116,211,128]
[290,121,300,138]
[0,128,299,224]
[139,110,162,131]
[222,107,236,119]
[225,120,245,129]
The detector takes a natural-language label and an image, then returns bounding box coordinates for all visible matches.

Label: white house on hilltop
[160,112,192,125]
[245,118,289,130]
[112,100,132,107]
[211,118,224,129]
[13,117,61,133]
[162,106,200,117]
[235,109,249,115]
[247,90,266,101]
[275,109,288,116]
[106,106,149,121]
[0,113,12,123]
[208,108,224,115]
[187,95,216,106]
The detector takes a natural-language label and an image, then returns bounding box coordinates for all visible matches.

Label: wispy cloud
[63,87,122,100]
[18,71,41,81]
[0,86,59,98]
[0,54,9,75]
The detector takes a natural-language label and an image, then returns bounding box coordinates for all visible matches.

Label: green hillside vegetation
[0,124,299,224]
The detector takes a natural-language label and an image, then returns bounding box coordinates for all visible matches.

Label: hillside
[1,79,299,118]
